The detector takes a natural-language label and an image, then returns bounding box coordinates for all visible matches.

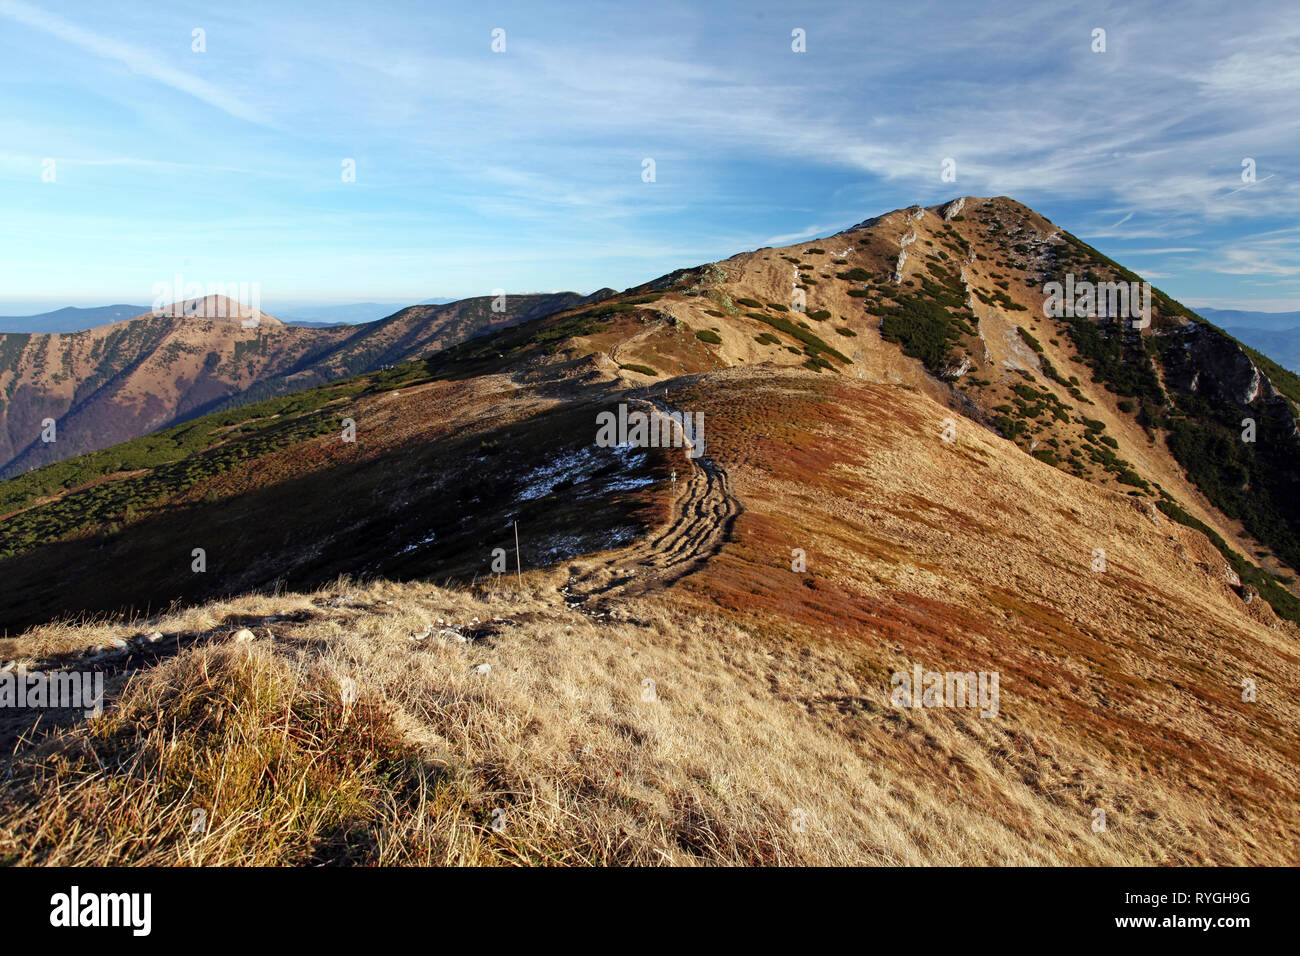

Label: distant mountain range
[273,301,456,326]
[1197,307,1300,330]
[0,291,602,477]
[0,300,461,334]
[0,305,150,334]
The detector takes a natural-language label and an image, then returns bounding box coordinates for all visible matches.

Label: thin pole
[513,520,522,587]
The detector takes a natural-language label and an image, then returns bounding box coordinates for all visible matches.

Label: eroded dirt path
[560,397,740,611]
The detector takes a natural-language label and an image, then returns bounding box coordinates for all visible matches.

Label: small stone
[471,663,491,676]
[232,628,256,644]
[146,631,165,643]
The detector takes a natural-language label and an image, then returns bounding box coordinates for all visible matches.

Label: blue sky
[0,0,1297,316]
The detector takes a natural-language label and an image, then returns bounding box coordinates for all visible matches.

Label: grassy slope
[3,371,1295,865]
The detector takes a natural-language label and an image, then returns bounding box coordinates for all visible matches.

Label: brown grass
[2,565,1291,866]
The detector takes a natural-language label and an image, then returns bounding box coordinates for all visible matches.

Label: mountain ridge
[0,290,600,477]
[3,196,1298,626]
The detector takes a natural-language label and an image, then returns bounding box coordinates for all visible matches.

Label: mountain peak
[146,295,282,327]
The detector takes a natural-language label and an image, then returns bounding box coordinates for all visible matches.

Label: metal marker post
[513,520,522,586]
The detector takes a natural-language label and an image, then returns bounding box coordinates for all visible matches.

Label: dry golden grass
[4,562,1286,866]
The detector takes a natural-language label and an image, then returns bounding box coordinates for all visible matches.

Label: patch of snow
[399,529,437,555]
[516,443,652,502]
[537,527,639,562]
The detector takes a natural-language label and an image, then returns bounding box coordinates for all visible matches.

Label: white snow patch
[517,443,653,501]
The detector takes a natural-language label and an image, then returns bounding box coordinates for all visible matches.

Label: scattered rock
[232,628,256,644]
[145,631,165,643]
[1131,498,1160,526]
[89,637,129,660]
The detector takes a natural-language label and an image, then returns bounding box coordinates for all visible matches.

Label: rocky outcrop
[1163,323,1298,436]
[1165,323,1275,406]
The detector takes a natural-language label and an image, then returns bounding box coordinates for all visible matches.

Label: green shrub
[743,312,850,364]
[1016,327,1044,353]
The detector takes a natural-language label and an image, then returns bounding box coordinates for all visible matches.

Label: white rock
[146,631,165,643]
[91,638,128,659]
[471,663,491,676]
[232,628,256,644]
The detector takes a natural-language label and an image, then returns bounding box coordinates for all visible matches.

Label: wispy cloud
[0,0,267,125]
[0,0,1296,310]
